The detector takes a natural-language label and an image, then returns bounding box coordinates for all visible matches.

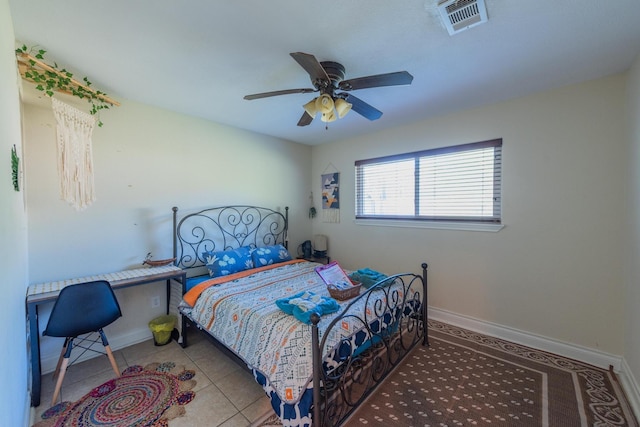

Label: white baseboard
[428,307,622,370]
[39,327,152,375]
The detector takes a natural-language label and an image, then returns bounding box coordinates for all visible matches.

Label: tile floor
[31,328,273,427]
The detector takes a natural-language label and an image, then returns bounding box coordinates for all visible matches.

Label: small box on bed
[316,261,362,301]
[327,280,362,301]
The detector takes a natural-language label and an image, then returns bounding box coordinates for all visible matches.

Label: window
[355,139,502,224]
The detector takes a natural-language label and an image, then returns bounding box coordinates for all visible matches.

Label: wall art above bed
[321,172,340,223]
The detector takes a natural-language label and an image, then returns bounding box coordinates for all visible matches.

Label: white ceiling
[9,0,640,145]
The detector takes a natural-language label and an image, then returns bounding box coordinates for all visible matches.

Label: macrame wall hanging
[51,97,97,211]
[321,163,340,223]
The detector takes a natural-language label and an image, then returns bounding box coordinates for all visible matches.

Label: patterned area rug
[253,321,638,426]
[350,320,638,426]
[34,362,196,427]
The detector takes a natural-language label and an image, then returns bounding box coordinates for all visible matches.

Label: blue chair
[43,280,122,406]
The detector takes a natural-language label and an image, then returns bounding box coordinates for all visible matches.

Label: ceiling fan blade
[345,94,383,121]
[297,111,314,127]
[244,88,315,100]
[339,71,413,91]
[290,52,330,84]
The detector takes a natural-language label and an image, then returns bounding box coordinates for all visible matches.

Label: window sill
[354,219,504,232]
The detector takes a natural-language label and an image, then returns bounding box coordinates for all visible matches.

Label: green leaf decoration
[17,44,113,126]
[11,145,19,192]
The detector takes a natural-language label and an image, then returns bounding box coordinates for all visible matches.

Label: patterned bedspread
[179,260,406,405]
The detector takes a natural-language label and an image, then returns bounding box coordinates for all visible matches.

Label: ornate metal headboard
[172,205,288,276]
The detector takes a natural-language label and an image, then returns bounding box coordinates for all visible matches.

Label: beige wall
[311,74,627,355]
[22,92,312,372]
[1,0,30,425]
[625,55,640,393]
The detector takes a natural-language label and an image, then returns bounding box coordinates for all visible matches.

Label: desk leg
[165,279,171,315]
[28,302,41,407]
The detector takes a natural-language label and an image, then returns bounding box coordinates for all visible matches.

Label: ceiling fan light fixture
[244,52,413,128]
[303,98,318,117]
[320,110,337,123]
[335,98,352,119]
[316,94,334,114]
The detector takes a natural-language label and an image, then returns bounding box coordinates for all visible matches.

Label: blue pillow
[252,244,292,267]
[203,246,254,277]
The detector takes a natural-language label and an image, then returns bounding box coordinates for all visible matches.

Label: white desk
[26,265,186,407]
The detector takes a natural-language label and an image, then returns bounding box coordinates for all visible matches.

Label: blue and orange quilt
[180,260,413,426]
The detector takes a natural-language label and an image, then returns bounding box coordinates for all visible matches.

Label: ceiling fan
[243,52,413,127]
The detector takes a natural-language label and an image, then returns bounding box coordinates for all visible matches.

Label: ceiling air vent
[437,0,488,35]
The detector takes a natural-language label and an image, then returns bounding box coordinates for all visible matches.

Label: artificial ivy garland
[15,45,115,126]
[11,144,19,192]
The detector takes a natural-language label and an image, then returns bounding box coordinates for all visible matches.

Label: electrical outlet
[151,296,161,308]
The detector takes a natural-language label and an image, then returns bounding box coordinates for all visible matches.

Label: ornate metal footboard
[311,263,428,427]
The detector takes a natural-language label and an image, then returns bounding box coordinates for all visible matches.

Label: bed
[171,205,428,426]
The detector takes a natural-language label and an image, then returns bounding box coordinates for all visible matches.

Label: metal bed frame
[171,205,428,426]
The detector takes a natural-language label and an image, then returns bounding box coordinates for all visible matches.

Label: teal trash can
[148,314,176,346]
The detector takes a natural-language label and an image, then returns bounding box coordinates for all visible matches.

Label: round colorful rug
[35,362,196,427]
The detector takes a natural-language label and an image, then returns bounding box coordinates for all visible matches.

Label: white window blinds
[355,139,502,223]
